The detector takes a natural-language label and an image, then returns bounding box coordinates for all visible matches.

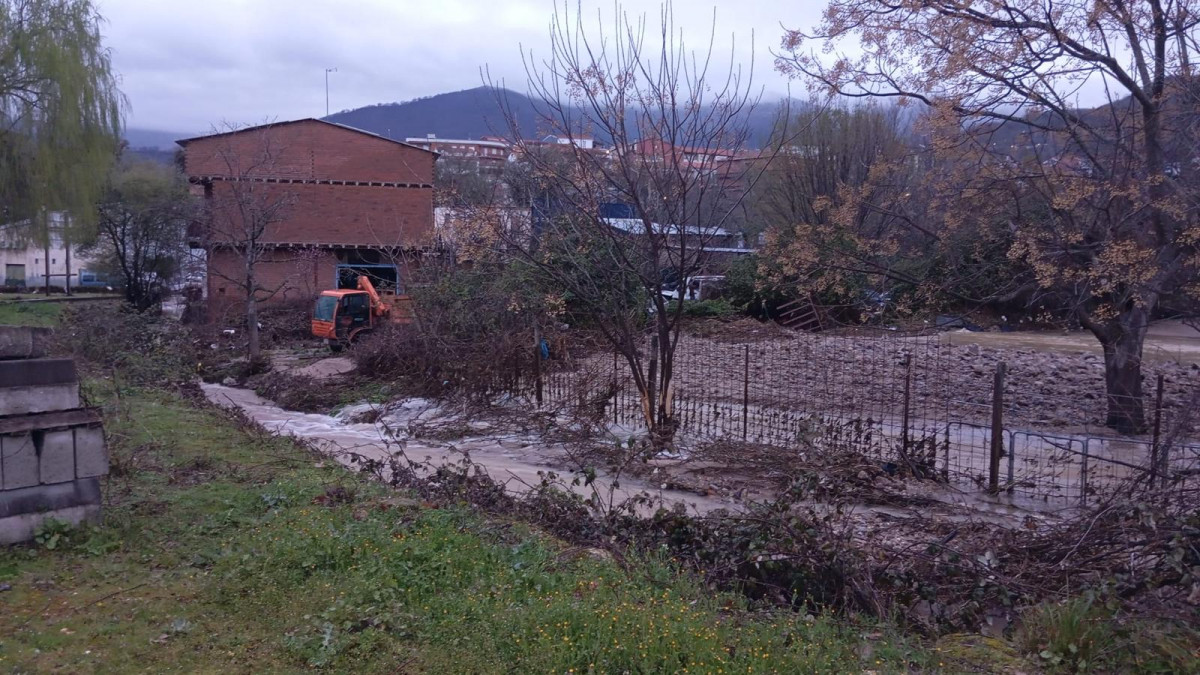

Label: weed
[1017,598,1200,673]
[33,518,72,550]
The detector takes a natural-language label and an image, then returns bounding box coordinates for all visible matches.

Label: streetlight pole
[325,67,337,117]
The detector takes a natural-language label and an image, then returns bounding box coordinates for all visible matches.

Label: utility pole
[325,67,337,117]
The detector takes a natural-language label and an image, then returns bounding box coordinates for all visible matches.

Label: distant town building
[404,134,512,167]
[538,134,595,150]
[0,213,107,290]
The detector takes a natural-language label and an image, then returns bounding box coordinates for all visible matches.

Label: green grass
[0,299,64,326]
[1016,598,1200,673]
[0,384,931,672]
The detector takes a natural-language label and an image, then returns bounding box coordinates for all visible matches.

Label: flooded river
[202,382,734,515]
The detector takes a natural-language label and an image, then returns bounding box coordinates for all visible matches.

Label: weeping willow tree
[0,0,123,281]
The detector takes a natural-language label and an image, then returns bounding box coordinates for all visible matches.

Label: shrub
[351,323,528,400]
[350,263,554,399]
[53,302,197,385]
[1017,599,1113,672]
[679,298,738,318]
[664,298,738,319]
[724,254,813,321]
[256,298,316,347]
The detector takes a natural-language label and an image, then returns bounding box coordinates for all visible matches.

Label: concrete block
[0,477,100,518]
[0,408,101,436]
[0,325,50,360]
[1,433,38,490]
[0,385,80,416]
[0,358,80,415]
[0,358,77,387]
[0,504,101,545]
[39,429,75,484]
[74,426,108,479]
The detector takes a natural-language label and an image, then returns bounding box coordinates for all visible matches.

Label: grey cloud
[100,0,812,133]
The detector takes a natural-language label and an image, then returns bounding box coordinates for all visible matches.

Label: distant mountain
[325,86,791,148]
[325,87,531,142]
[118,128,187,166]
[123,127,188,150]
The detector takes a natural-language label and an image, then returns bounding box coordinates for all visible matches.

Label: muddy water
[201,383,733,515]
[200,382,1068,529]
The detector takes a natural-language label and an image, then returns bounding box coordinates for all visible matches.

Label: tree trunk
[245,255,260,363]
[64,235,71,296]
[43,234,51,295]
[1092,317,1149,434]
[247,293,260,362]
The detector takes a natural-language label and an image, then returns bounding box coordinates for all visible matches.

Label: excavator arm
[356,275,390,318]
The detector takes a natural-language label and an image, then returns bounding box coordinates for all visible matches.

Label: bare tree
[780,0,1200,433]
[88,155,192,310]
[490,2,782,446]
[200,124,296,362]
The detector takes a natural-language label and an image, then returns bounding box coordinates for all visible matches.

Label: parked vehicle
[662,275,725,302]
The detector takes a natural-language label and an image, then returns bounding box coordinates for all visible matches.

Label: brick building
[403,134,511,168]
[178,119,437,319]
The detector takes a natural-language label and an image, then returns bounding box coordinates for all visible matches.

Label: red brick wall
[183,120,435,184]
[206,247,425,323]
[207,247,340,323]
[184,120,435,248]
[206,181,434,247]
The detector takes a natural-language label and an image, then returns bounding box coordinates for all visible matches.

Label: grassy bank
[0,384,937,672]
[0,300,63,326]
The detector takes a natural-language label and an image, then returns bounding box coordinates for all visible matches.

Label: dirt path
[943,320,1200,365]
[268,350,355,379]
[201,383,734,515]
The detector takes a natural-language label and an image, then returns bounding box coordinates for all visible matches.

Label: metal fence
[530,331,1200,507]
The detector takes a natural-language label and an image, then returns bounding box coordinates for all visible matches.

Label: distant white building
[540,134,595,149]
[0,214,107,290]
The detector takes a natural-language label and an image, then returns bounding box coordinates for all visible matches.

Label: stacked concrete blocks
[0,325,108,545]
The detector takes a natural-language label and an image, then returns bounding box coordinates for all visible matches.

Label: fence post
[742,344,750,441]
[1006,431,1015,494]
[1150,373,1165,488]
[533,328,543,408]
[989,361,1006,494]
[941,424,950,482]
[900,356,912,457]
[1080,439,1089,505]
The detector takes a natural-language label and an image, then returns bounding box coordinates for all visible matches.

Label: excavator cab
[312,290,372,351]
[312,275,412,351]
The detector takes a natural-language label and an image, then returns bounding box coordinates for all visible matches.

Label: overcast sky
[98,0,820,133]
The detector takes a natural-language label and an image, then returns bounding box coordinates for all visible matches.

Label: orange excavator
[311,275,413,351]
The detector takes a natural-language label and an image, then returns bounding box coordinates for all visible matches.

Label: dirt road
[943,320,1200,365]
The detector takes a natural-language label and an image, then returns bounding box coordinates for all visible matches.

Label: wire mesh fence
[527,330,1200,507]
